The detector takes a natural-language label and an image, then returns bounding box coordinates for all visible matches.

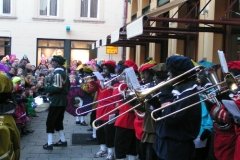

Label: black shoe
[43,143,53,150]
[86,136,97,142]
[76,121,80,124]
[53,140,67,147]
[26,129,34,134]
[80,121,88,126]
[87,128,93,132]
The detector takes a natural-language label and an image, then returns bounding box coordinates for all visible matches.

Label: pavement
[20,111,105,160]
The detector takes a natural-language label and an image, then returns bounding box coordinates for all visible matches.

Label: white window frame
[0,0,15,17]
[39,0,59,17]
[80,0,100,20]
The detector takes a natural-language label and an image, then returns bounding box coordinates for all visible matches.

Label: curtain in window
[50,0,57,16]
[3,0,10,14]
[40,0,48,15]
[81,0,88,17]
[90,0,98,18]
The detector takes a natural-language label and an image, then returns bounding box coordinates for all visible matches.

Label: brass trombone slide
[76,99,123,116]
[75,92,122,115]
[92,97,138,130]
[93,103,142,130]
[92,90,164,130]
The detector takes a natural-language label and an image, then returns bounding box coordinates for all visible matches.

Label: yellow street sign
[106,46,118,54]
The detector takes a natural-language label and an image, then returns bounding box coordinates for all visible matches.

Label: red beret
[102,60,116,68]
[227,61,240,70]
[139,63,156,73]
[124,60,138,71]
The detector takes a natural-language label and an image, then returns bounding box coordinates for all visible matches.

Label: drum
[34,96,50,112]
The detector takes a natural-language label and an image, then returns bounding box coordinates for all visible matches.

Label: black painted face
[141,70,152,83]
[102,66,110,77]
[51,60,58,68]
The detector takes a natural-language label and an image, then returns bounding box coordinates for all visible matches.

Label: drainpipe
[122,0,128,60]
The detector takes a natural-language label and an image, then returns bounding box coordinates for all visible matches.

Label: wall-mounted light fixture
[66,25,71,32]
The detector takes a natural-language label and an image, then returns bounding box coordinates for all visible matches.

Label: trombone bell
[225,73,239,94]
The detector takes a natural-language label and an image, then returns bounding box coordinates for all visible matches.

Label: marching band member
[192,60,215,160]
[207,61,240,160]
[155,55,201,160]
[67,66,97,126]
[138,60,158,160]
[0,73,20,160]
[78,65,98,125]
[42,55,70,150]
[94,60,116,160]
[114,60,137,160]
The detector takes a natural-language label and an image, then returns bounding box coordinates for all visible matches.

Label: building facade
[92,0,239,66]
[124,0,240,65]
[0,0,125,65]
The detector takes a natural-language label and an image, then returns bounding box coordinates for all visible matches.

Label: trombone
[151,73,240,121]
[75,72,126,115]
[92,97,138,130]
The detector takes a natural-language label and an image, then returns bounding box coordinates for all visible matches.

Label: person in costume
[94,60,116,160]
[114,60,138,160]
[155,55,201,160]
[191,60,215,160]
[43,55,70,150]
[207,60,240,160]
[137,60,159,160]
[0,73,20,160]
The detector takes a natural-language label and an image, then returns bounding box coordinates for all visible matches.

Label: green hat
[0,73,13,93]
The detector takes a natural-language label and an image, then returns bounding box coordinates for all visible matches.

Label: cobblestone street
[20,111,104,160]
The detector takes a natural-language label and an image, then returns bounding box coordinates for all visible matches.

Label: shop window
[0,0,11,15]
[37,39,64,65]
[70,41,93,64]
[71,41,91,49]
[0,37,11,59]
[39,0,58,16]
[80,0,99,18]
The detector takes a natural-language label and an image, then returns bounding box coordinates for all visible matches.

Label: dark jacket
[44,67,70,107]
[156,80,201,141]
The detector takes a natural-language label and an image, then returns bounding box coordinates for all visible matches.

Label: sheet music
[218,50,229,73]
[93,71,104,81]
[124,67,141,90]
[222,100,240,122]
